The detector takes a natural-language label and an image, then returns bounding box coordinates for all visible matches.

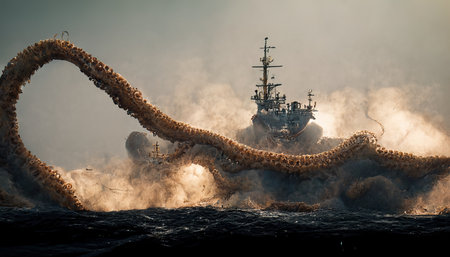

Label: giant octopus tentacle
[0,39,449,210]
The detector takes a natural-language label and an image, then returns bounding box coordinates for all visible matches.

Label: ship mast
[252,37,282,100]
[307,89,314,109]
[152,142,160,158]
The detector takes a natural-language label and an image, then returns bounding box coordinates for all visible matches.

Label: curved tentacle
[0,39,448,210]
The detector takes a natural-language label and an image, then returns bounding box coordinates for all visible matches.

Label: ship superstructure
[251,37,317,138]
[149,141,168,164]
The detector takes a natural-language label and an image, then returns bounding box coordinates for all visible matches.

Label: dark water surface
[0,206,449,256]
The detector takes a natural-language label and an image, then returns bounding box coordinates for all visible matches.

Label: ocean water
[0,206,449,256]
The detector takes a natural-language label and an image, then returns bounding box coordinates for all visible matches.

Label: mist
[0,0,447,169]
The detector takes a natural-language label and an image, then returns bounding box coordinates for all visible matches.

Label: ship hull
[252,109,314,137]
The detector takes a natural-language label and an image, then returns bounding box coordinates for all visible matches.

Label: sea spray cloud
[58,160,218,211]
[157,58,253,139]
[314,85,449,156]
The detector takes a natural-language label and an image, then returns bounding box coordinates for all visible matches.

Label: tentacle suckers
[0,39,448,210]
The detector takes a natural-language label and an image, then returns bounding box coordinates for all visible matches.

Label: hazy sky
[1,0,449,169]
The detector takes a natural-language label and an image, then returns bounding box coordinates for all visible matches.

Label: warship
[251,37,317,139]
[125,131,168,164]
